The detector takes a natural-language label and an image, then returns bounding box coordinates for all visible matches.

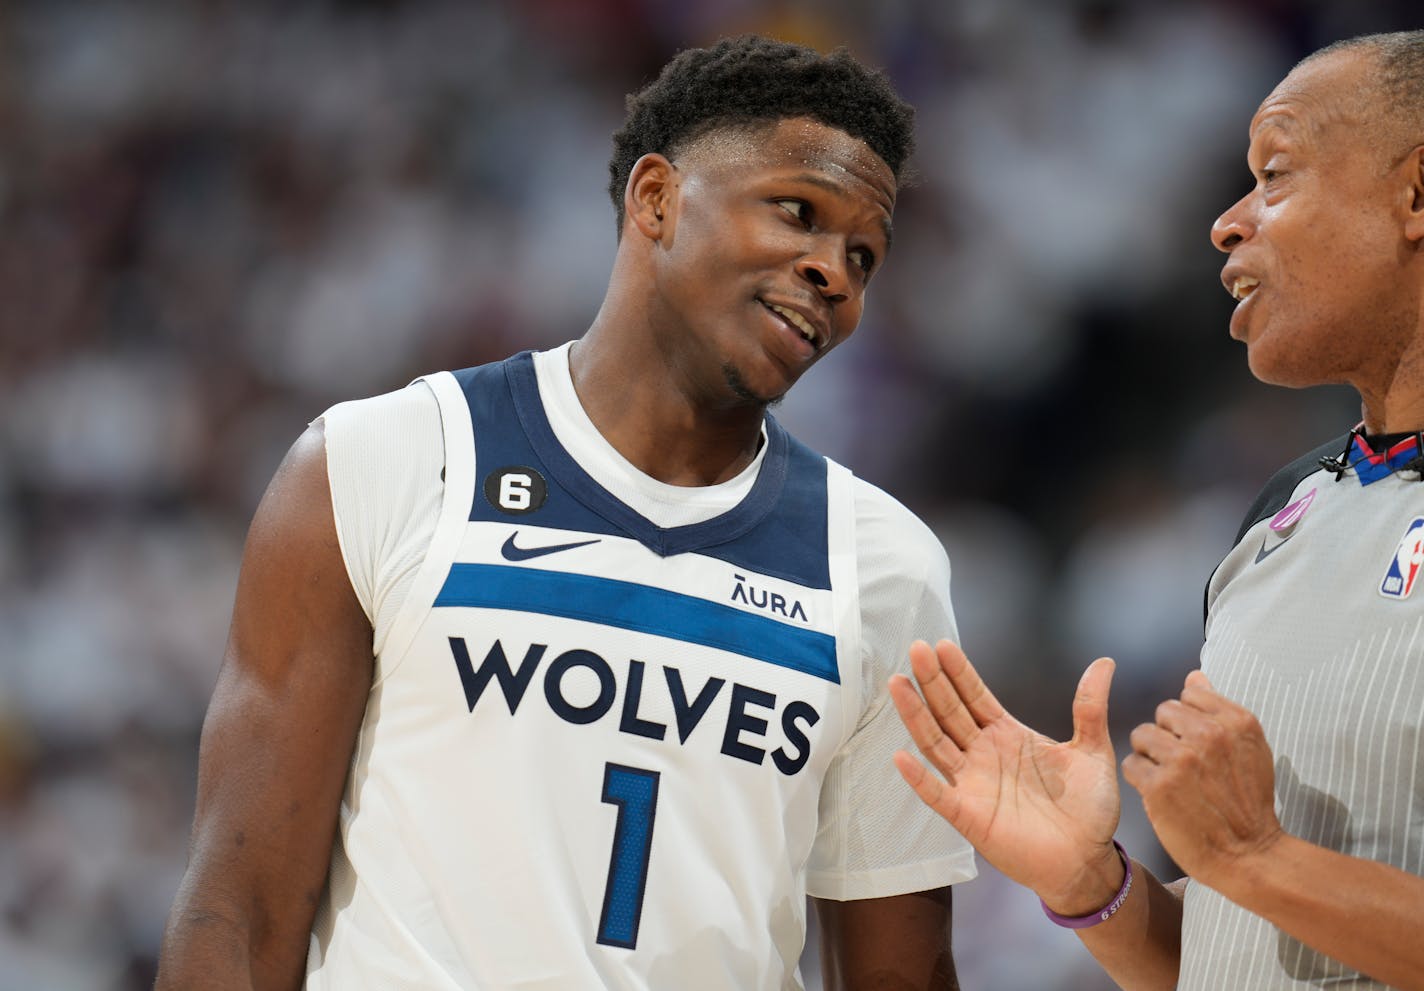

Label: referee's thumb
[1070,657,1116,756]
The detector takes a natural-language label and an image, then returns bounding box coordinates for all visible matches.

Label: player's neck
[567,328,765,487]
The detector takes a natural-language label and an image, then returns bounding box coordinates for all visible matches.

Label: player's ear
[1402,144,1424,243]
[624,153,676,242]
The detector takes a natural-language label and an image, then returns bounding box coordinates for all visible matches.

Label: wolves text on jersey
[448,637,821,775]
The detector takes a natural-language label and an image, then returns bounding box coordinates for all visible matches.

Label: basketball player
[891,31,1424,991]
[156,36,975,990]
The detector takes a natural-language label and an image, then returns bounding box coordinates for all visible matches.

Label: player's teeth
[771,304,816,343]
[1232,276,1259,301]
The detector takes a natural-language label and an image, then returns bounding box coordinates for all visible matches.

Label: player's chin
[721,359,793,408]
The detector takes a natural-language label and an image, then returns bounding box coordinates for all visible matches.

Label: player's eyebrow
[782,171,895,249]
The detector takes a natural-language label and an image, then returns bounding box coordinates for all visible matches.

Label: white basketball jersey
[306,350,974,989]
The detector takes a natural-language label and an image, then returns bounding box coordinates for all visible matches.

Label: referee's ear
[1401,145,1424,243]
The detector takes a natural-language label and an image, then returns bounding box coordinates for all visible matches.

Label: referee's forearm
[1214,833,1424,991]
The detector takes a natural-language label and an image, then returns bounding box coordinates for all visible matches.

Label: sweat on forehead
[670,118,881,169]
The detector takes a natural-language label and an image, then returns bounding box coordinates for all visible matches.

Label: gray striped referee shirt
[1180,434,1424,990]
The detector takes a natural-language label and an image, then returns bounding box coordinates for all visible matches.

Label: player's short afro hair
[608,35,915,235]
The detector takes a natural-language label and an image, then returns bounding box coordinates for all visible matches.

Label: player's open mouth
[762,301,822,350]
[1231,276,1260,301]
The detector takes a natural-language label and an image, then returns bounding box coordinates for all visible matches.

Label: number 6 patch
[484,465,549,515]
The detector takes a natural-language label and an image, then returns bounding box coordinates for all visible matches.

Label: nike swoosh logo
[501,532,601,561]
[1254,533,1293,565]
[1255,488,1316,564]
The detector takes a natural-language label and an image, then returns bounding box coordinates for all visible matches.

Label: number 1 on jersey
[597,763,660,949]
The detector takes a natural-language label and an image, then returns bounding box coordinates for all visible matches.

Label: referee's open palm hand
[890,640,1122,905]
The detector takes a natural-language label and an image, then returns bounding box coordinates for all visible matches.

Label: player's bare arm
[1125,672,1424,991]
[891,639,1185,990]
[814,888,958,991]
[155,423,373,990]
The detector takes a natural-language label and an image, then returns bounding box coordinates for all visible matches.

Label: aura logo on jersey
[730,573,809,622]
[448,637,821,775]
[1380,517,1424,600]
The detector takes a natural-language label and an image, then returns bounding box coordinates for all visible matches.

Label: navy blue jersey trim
[455,360,624,537]
[703,438,830,588]
[501,353,832,587]
[505,353,791,554]
[435,563,840,683]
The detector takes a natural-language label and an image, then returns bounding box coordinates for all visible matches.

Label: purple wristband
[1040,840,1134,929]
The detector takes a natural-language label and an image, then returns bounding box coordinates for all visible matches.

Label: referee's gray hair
[1304,31,1424,137]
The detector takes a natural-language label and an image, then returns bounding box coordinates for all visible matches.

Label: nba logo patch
[1380,517,1424,599]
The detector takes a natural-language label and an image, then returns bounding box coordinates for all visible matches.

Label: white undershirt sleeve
[319,380,445,660]
[806,478,977,900]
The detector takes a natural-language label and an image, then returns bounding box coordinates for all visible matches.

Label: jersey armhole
[827,459,864,735]
[318,413,377,630]
[372,371,476,686]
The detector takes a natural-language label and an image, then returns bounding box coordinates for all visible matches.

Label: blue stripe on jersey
[435,563,840,683]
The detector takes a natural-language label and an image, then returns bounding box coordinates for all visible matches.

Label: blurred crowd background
[1,1,1414,988]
